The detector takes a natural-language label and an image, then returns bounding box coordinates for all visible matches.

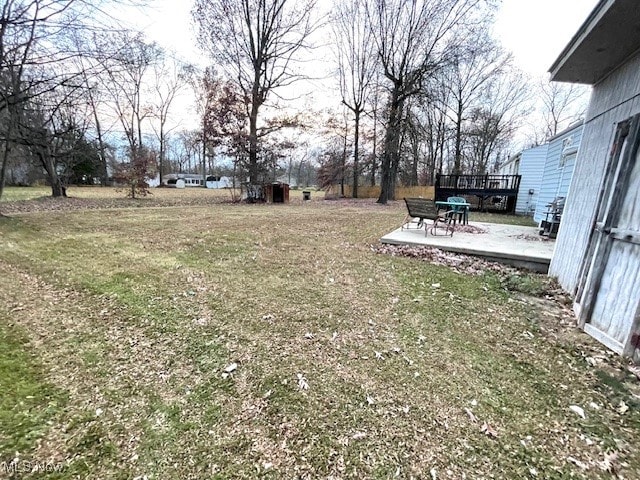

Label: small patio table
[436,200,471,225]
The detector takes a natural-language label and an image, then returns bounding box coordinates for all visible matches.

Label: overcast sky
[123,0,599,138]
[494,0,599,75]
[136,0,601,77]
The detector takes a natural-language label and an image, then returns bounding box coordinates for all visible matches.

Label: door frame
[574,114,640,354]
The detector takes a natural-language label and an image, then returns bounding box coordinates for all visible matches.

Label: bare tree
[150,56,189,185]
[420,81,450,182]
[101,32,163,197]
[200,74,248,176]
[193,0,318,185]
[0,0,145,204]
[367,0,493,204]
[464,69,530,174]
[539,80,589,138]
[332,0,376,198]
[444,36,512,175]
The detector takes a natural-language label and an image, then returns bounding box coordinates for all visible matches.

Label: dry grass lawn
[0,187,638,479]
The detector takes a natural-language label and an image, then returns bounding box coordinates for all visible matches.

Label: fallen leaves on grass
[480,421,498,438]
[628,364,640,381]
[599,451,619,473]
[296,373,309,390]
[617,401,629,415]
[464,407,478,423]
[569,405,586,419]
[566,456,589,470]
[373,244,521,277]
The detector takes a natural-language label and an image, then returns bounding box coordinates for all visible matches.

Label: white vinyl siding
[533,124,584,224]
[550,50,640,294]
[514,145,548,216]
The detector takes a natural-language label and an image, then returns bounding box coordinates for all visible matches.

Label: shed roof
[549,0,640,85]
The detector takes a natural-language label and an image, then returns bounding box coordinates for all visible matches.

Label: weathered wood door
[575,115,640,355]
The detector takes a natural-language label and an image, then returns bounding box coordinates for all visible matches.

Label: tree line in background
[0,0,589,204]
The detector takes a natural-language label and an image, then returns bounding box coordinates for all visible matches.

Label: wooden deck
[435,174,521,213]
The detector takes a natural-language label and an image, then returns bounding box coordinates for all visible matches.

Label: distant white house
[163,173,231,189]
[205,175,232,189]
[498,144,548,216]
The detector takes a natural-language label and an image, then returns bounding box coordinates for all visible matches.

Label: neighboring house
[548,0,640,359]
[498,144,548,216]
[533,121,584,224]
[205,175,232,189]
[163,174,232,189]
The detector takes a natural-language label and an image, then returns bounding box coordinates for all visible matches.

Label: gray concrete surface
[380,221,555,273]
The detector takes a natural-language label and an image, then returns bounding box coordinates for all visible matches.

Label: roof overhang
[549,0,640,85]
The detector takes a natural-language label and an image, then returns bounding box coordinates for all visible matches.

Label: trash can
[303,191,311,201]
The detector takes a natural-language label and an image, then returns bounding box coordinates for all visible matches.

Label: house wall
[498,154,520,177]
[549,50,640,293]
[515,145,548,216]
[533,124,584,224]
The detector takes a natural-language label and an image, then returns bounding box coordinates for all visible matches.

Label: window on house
[560,136,578,168]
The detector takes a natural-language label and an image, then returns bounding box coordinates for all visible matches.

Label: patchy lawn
[0,196,638,479]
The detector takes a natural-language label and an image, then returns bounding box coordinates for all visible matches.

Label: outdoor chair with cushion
[447,196,469,225]
[402,197,455,236]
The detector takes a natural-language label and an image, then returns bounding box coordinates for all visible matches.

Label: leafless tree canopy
[539,81,589,138]
[366,0,496,203]
[0,0,150,200]
[193,0,317,184]
[0,0,592,204]
[331,0,376,198]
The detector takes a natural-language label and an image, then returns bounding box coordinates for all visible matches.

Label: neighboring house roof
[500,152,521,171]
[546,120,584,143]
[549,0,640,85]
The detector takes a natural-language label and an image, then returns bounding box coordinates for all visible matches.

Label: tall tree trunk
[453,99,463,175]
[159,122,165,186]
[353,110,360,198]
[370,105,377,187]
[201,134,206,186]
[341,130,347,197]
[297,159,305,187]
[410,135,419,186]
[248,83,261,185]
[38,149,67,197]
[89,91,108,186]
[377,87,403,204]
[0,122,15,203]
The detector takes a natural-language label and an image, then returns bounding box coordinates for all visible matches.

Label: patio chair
[540,196,565,238]
[402,198,455,236]
[447,196,469,225]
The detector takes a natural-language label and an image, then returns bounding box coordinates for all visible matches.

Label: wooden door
[575,115,640,355]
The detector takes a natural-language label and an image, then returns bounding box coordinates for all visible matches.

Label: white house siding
[549,51,640,294]
[533,124,584,224]
[515,145,548,216]
[498,154,520,177]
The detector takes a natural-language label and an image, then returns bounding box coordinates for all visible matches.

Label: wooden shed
[548,0,640,360]
[264,182,290,204]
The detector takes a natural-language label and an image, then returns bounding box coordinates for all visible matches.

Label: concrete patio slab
[380,221,555,273]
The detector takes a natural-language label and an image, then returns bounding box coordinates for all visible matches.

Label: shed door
[575,115,640,355]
